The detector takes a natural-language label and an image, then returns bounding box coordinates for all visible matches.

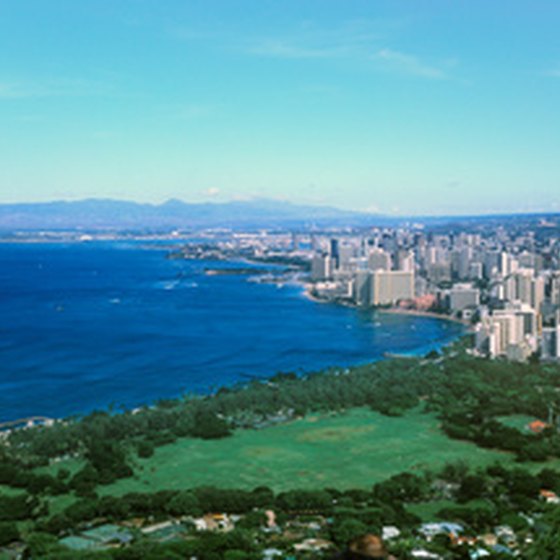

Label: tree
[457,474,488,502]
[0,522,19,546]
[167,491,201,517]
[137,440,155,458]
[330,518,368,546]
[191,409,231,439]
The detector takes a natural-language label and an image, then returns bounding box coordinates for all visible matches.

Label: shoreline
[302,284,472,328]
[0,250,466,428]
[377,307,472,328]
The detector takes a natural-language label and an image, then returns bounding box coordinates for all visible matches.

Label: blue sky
[0,0,559,215]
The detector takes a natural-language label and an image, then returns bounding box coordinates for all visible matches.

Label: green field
[101,408,518,495]
[0,484,25,497]
[497,414,537,432]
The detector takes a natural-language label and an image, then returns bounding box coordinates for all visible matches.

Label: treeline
[7,462,560,559]
[19,463,560,536]
[2,356,429,491]
[425,355,560,460]
[3,343,560,498]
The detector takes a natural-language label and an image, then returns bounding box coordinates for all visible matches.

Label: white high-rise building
[469,262,484,280]
[550,273,560,306]
[396,249,415,273]
[367,248,392,271]
[478,303,538,360]
[448,284,480,312]
[353,270,371,306]
[503,269,544,312]
[311,254,331,281]
[369,270,415,306]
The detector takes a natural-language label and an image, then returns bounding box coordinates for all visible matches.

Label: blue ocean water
[0,243,463,422]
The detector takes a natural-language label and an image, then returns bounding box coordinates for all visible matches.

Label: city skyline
[1,1,559,215]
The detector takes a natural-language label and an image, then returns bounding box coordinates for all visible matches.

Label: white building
[311,254,331,281]
[369,270,415,306]
[476,303,538,360]
[367,248,392,271]
[448,283,480,312]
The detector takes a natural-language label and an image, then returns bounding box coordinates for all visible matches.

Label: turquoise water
[0,242,463,422]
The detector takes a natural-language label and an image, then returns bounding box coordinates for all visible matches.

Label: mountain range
[0,198,390,230]
[0,198,557,231]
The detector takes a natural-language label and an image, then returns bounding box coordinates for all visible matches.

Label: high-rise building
[503,269,544,312]
[550,273,560,306]
[338,245,356,270]
[396,249,415,272]
[367,248,392,271]
[541,324,560,360]
[448,284,480,312]
[353,270,371,306]
[469,262,484,280]
[369,270,415,306]
[330,239,339,269]
[426,262,452,284]
[311,254,331,281]
[477,303,538,360]
[452,247,473,280]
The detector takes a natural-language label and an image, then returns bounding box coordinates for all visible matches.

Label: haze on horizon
[0,0,559,217]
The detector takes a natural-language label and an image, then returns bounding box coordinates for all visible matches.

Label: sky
[0,0,559,216]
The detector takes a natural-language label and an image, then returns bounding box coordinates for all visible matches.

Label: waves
[0,243,464,422]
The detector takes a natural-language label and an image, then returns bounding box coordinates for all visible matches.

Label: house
[293,538,333,552]
[494,525,516,546]
[382,526,401,540]
[192,513,234,532]
[411,550,442,559]
[528,420,550,434]
[469,549,491,559]
[539,489,560,504]
[264,509,278,529]
[454,535,477,546]
[419,522,464,540]
[478,534,498,547]
[262,548,283,560]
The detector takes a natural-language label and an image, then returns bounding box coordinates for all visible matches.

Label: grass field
[497,414,537,432]
[100,408,518,496]
[0,484,24,497]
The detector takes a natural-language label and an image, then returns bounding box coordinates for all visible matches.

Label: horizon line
[0,196,558,221]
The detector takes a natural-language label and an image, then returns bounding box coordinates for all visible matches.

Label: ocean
[0,242,463,422]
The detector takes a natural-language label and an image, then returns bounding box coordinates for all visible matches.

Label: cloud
[0,78,115,99]
[168,19,459,83]
[373,48,448,79]
[245,19,386,60]
[248,40,346,59]
[203,187,220,197]
[544,67,560,77]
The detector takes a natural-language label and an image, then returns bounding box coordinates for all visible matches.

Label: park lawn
[0,484,25,497]
[100,407,518,496]
[497,414,537,432]
[36,457,86,479]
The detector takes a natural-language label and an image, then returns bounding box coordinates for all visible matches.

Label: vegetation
[2,461,560,558]
[2,342,560,557]
[98,408,517,495]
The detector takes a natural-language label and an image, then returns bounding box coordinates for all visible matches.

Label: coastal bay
[0,242,463,422]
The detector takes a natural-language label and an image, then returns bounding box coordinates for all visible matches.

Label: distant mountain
[0,198,393,230]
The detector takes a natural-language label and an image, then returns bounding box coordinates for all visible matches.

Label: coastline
[377,307,472,328]
[0,246,466,426]
[302,283,471,328]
